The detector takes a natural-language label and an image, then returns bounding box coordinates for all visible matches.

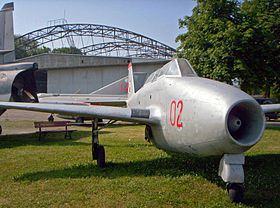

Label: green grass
[1,120,35,129]
[0,124,279,207]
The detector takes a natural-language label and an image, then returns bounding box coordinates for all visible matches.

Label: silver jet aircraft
[1,2,280,203]
[0,2,38,133]
[1,59,280,203]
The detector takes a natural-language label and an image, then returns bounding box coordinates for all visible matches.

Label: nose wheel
[227,183,244,203]
[219,154,245,203]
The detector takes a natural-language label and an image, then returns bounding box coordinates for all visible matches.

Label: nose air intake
[226,100,265,147]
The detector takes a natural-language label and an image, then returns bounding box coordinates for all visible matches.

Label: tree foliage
[52,47,82,55]
[176,0,280,97]
[14,36,82,59]
[27,47,51,57]
[14,35,33,59]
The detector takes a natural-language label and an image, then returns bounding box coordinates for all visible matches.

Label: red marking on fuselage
[177,100,183,128]
[170,100,183,128]
[170,101,176,126]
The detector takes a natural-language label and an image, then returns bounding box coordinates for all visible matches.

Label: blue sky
[10,0,196,49]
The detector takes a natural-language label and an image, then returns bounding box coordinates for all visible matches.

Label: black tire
[92,143,98,160]
[97,146,106,168]
[227,183,244,203]
[0,125,2,135]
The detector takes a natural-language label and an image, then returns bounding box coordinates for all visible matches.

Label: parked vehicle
[255,98,279,121]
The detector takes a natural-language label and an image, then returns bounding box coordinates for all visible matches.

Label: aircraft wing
[0,102,158,124]
[38,94,127,107]
[261,104,280,113]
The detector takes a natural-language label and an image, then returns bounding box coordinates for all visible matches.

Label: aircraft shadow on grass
[0,130,112,149]
[14,153,280,207]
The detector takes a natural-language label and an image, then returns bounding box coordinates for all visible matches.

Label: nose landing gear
[219,154,245,203]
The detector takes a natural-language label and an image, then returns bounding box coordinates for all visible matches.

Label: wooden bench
[34,121,77,140]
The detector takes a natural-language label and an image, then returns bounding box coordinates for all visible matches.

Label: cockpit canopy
[144,59,197,84]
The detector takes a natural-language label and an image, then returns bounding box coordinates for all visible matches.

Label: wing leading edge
[38,94,127,107]
[0,102,158,124]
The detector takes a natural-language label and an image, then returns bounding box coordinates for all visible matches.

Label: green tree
[14,35,29,59]
[15,36,81,59]
[27,46,51,57]
[176,0,241,84]
[14,35,51,59]
[237,0,280,97]
[176,0,280,97]
[52,47,82,55]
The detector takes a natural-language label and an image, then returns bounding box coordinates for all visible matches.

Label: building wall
[18,53,131,69]
[47,62,166,93]
[17,54,168,93]
[47,65,125,93]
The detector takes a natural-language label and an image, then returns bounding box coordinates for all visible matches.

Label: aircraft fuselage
[0,62,38,104]
[129,76,265,156]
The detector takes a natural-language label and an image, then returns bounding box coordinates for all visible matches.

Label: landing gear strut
[219,154,245,203]
[92,118,105,168]
[91,119,116,168]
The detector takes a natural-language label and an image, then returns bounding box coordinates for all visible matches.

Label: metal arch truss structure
[16,24,176,59]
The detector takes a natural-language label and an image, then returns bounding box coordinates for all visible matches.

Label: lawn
[0,123,279,207]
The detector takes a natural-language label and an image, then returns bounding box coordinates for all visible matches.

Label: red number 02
[170,100,183,128]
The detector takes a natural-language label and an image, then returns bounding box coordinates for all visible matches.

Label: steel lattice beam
[16,24,176,59]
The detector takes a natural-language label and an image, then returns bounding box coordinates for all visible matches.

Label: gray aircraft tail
[90,76,129,96]
[0,2,15,64]
[90,72,147,96]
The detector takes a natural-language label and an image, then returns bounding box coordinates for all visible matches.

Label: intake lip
[226,99,265,147]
